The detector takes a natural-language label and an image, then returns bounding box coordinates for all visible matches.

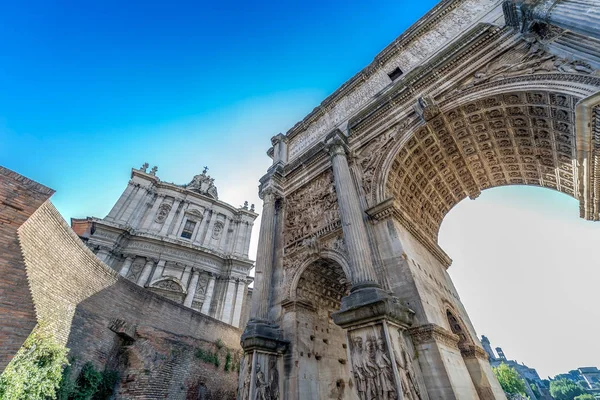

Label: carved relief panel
[155,203,171,223]
[346,323,426,400]
[284,170,340,251]
[238,351,282,400]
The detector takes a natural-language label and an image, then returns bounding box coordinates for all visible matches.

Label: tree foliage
[550,378,587,400]
[574,394,595,400]
[56,361,119,400]
[492,363,528,397]
[0,327,69,400]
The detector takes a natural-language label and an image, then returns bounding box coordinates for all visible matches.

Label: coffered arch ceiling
[383,89,586,243]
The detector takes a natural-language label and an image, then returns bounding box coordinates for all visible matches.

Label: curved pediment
[149,277,186,293]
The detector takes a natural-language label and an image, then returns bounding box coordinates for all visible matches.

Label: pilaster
[169,200,190,238]
[119,256,134,278]
[141,193,164,230]
[159,198,181,236]
[231,279,247,328]
[137,258,155,287]
[184,268,200,308]
[201,273,216,316]
[221,278,237,324]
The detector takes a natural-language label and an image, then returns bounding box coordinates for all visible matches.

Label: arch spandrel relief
[283,170,340,253]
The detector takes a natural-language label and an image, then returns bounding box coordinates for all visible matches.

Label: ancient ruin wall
[0,167,54,372]
[15,192,242,398]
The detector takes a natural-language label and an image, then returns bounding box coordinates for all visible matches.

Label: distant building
[481,335,550,400]
[71,164,257,328]
[555,367,600,397]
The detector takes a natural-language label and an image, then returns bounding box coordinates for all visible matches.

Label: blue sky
[1,0,598,378]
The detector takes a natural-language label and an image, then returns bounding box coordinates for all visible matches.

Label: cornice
[89,220,255,268]
[460,344,490,360]
[409,324,460,348]
[130,168,258,219]
[284,0,480,142]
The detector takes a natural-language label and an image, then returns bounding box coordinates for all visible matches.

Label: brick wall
[3,167,243,397]
[0,166,54,372]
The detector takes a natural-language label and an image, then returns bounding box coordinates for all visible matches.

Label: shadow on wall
[2,166,244,397]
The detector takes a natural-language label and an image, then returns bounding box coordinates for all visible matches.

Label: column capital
[144,257,158,264]
[270,132,289,146]
[191,267,201,275]
[324,130,349,158]
[121,254,135,260]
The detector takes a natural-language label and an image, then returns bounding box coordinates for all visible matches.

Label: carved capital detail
[408,324,460,348]
[460,344,490,360]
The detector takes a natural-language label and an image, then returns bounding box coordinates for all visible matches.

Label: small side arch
[288,249,352,301]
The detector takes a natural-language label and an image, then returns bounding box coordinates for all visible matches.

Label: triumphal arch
[240,0,600,398]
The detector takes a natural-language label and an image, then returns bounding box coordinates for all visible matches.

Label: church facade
[72,164,257,328]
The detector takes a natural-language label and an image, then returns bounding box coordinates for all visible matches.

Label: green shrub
[0,327,69,400]
[195,347,220,367]
[55,361,118,400]
[224,350,232,372]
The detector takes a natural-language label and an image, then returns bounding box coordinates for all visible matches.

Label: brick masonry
[0,166,54,373]
[1,166,243,397]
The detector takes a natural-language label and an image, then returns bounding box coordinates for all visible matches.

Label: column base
[241,319,289,353]
[333,285,415,328]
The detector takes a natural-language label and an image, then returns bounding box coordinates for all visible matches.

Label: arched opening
[373,87,600,399]
[385,90,586,246]
[439,185,600,379]
[290,258,352,399]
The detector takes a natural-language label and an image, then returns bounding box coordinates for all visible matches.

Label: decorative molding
[408,324,460,348]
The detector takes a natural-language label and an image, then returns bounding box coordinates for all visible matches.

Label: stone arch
[288,250,352,301]
[285,256,352,399]
[372,85,600,245]
[294,257,351,313]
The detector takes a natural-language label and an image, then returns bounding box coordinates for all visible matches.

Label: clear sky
[1,0,597,379]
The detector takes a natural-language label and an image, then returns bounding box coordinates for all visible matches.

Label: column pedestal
[333,295,428,400]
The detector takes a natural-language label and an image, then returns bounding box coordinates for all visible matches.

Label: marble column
[137,258,155,287]
[184,268,200,308]
[169,200,189,238]
[532,0,600,39]
[151,259,166,282]
[231,280,246,328]
[159,198,182,236]
[141,194,164,230]
[221,278,237,324]
[200,274,216,315]
[326,136,379,287]
[119,256,134,278]
[249,188,277,321]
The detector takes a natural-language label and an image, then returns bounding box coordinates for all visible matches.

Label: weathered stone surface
[0,167,245,397]
[244,0,600,398]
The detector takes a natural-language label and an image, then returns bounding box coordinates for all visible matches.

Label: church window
[181,220,196,239]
